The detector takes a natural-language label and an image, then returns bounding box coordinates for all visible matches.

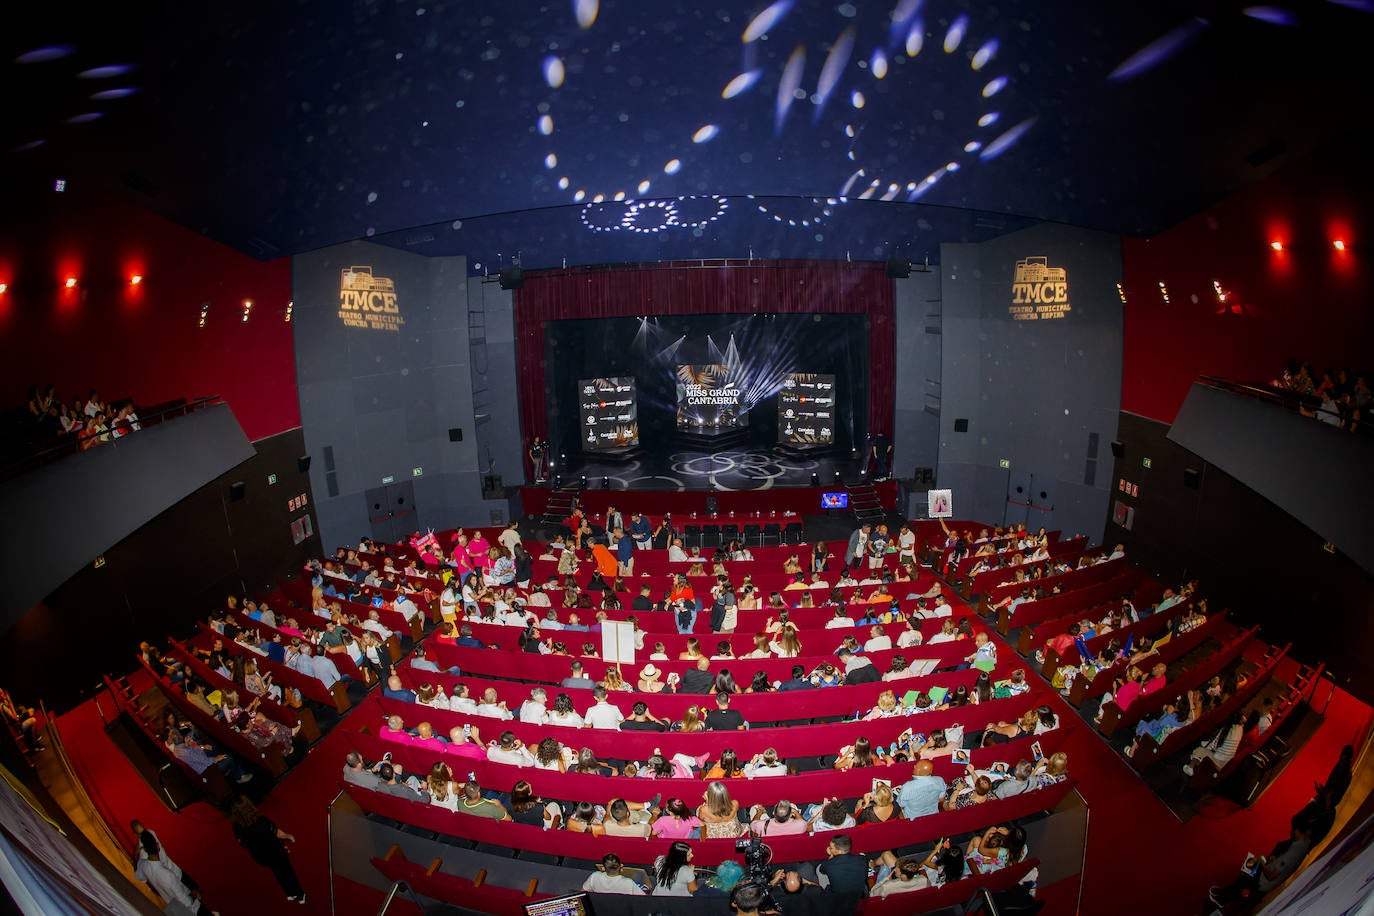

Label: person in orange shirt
[591,538,619,580]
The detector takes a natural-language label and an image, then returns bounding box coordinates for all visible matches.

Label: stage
[548,445,871,492]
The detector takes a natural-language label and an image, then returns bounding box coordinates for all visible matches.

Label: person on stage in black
[869,432,892,481]
[529,436,548,483]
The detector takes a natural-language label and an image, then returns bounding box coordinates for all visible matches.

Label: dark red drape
[514,259,895,454]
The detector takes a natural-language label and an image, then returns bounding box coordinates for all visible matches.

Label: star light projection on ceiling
[540,0,1037,237]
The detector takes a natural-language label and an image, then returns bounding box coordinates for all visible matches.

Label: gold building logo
[1009,256,1071,321]
[339,266,405,332]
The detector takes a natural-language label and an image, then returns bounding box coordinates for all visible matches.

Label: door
[1003,469,1032,528]
[365,481,418,543]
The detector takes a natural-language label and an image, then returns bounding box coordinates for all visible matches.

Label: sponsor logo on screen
[339,266,405,331]
[1009,256,1071,321]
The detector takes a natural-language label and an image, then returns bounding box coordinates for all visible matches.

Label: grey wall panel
[892,270,941,482]
[293,242,478,550]
[1168,383,1374,576]
[0,404,256,625]
[936,225,1121,541]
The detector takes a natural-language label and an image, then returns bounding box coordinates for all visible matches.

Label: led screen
[579,377,639,450]
[778,372,836,446]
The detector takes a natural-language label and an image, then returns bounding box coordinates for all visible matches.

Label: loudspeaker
[1183,468,1201,489]
[498,267,524,290]
[885,257,911,279]
[1110,440,1125,458]
[705,496,718,514]
[448,427,464,442]
[297,455,311,473]
[954,418,969,433]
[229,481,246,502]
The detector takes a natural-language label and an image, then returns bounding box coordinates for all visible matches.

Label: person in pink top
[445,725,487,760]
[749,801,809,836]
[1112,666,1146,711]
[1140,662,1168,697]
[649,798,701,839]
[467,532,492,574]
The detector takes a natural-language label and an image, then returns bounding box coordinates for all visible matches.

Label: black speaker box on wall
[954,418,969,433]
[448,427,464,442]
[1110,440,1125,458]
[498,267,524,290]
[1183,468,1201,489]
[229,481,246,502]
[884,258,911,279]
[297,455,311,473]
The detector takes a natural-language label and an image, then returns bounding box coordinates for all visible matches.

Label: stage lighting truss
[578,195,730,235]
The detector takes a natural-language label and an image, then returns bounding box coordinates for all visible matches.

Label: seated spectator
[566,800,606,836]
[604,798,657,839]
[965,824,1028,874]
[518,688,550,724]
[1183,711,1245,777]
[486,731,535,767]
[778,665,812,692]
[806,797,856,833]
[533,737,568,772]
[839,649,881,684]
[862,690,902,721]
[1209,821,1313,908]
[855,782,902,825]
[896,618,924,649]
[816,834,869,895]
[427,763,462,812]
[637,663,667,693]
[942,774,995,811]
[475,688,512,720]
[1031,751,1070,788]
[651,841,699,896]
[871,854,930,897]
[704,749,746,780]
[621,701,668,732]
[696,781,745,838]
[826,607,854,629]
[675,658,715,695]
[744,747,788,778]
[651,798,702,839]
[704,692,747,731]
[896,760,947,818]
[835,736,891,770]
[547,692,584,727]
[749,799,808,837]
[583,854,645,896]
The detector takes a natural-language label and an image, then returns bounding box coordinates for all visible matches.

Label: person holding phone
[1208,822,1313,907]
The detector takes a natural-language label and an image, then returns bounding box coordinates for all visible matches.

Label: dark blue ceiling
[4,0,1372,268]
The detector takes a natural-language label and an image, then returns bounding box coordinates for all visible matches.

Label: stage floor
[555,446,867,492]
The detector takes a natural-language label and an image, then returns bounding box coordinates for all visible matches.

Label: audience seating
[1098,626,1259,739]
[1067,607,1224,707]
[101,674,235,802]
[165,638,320,743]
[1130,642,1289,771]
[196,623,351,713]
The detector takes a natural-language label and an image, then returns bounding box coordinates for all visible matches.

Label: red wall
[0,186,298,441]
[1122,141,1373,423]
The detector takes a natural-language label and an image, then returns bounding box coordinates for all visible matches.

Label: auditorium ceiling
[3,0,1372,268]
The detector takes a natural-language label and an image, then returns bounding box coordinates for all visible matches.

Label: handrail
[1,395,224,478]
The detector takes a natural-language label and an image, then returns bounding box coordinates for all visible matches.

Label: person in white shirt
[497,603,530,627]
[825,608,854,629]
[582,855,645,895]
[519,688,551,724]
[897,525,917,564]
[896,619,924,648]
[475,688,513,720]
[583,687,626,729]
[497,522,522,555]
[668,538,689,562]
[864,624,892,653]
[393,591,419,622]
[449,684,478,714]
[486,731,537,767]
[744,748,789,778]
[1109,544,1126,561]
[363,610,394,640]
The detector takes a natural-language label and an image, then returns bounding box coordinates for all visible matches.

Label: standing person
[869,432,892,480]
[615,527,634,577]
[229,796,306,904]
[133,828,211,916]
[845,524,871,576]
[529,436,548,483]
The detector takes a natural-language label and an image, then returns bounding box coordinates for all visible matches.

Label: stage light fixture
[64,277,77,288]
[579,475,587,489]
[1270,240,1283,251]
[553,474,563,488]
[833,470,842,482]
[242,299,253,322]
[284,300,293,322]
[1333,240,1346,251]
[601,476,610,489]
[811,473,819,486]
[198,302,210,328]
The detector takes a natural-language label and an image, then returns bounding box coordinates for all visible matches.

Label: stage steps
[846,482,886,523]
[540,488,581,527]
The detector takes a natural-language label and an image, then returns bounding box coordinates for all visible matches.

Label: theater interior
[2,2,1374,915]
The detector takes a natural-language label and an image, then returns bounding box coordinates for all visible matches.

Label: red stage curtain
[514,260,896,452]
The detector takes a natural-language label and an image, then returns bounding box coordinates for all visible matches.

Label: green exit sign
[998,459,1011,469]
[1142,458,1152,469]
[413,467,424,477]
[267,473,278,485]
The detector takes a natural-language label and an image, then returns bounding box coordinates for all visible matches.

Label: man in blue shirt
[455,625,486,649]
[778,665,812,692]
[629,512,653,550]
[614,528,634,576]
[383,675,417,703]
[896,760,947,818]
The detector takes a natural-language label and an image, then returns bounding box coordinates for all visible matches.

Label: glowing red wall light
[1269,240,1283,251]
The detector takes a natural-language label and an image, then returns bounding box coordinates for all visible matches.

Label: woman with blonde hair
[769,624,802,658]
[741,633,771,659]
[696,781,745,838]
[855,781,901,825]
[602,666,631,692]
[863,690,901,721]
[679,637,704,661]
[673,705,706,733]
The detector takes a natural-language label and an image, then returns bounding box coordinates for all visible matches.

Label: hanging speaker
[1183,468,1201,489]
[885,257,911,279]
[229,481,246,502]
[448,427,464,442]
[1110,440,1125,458]
[297,455,311,473]
[954,418,969,433]
[498,267,525,290]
